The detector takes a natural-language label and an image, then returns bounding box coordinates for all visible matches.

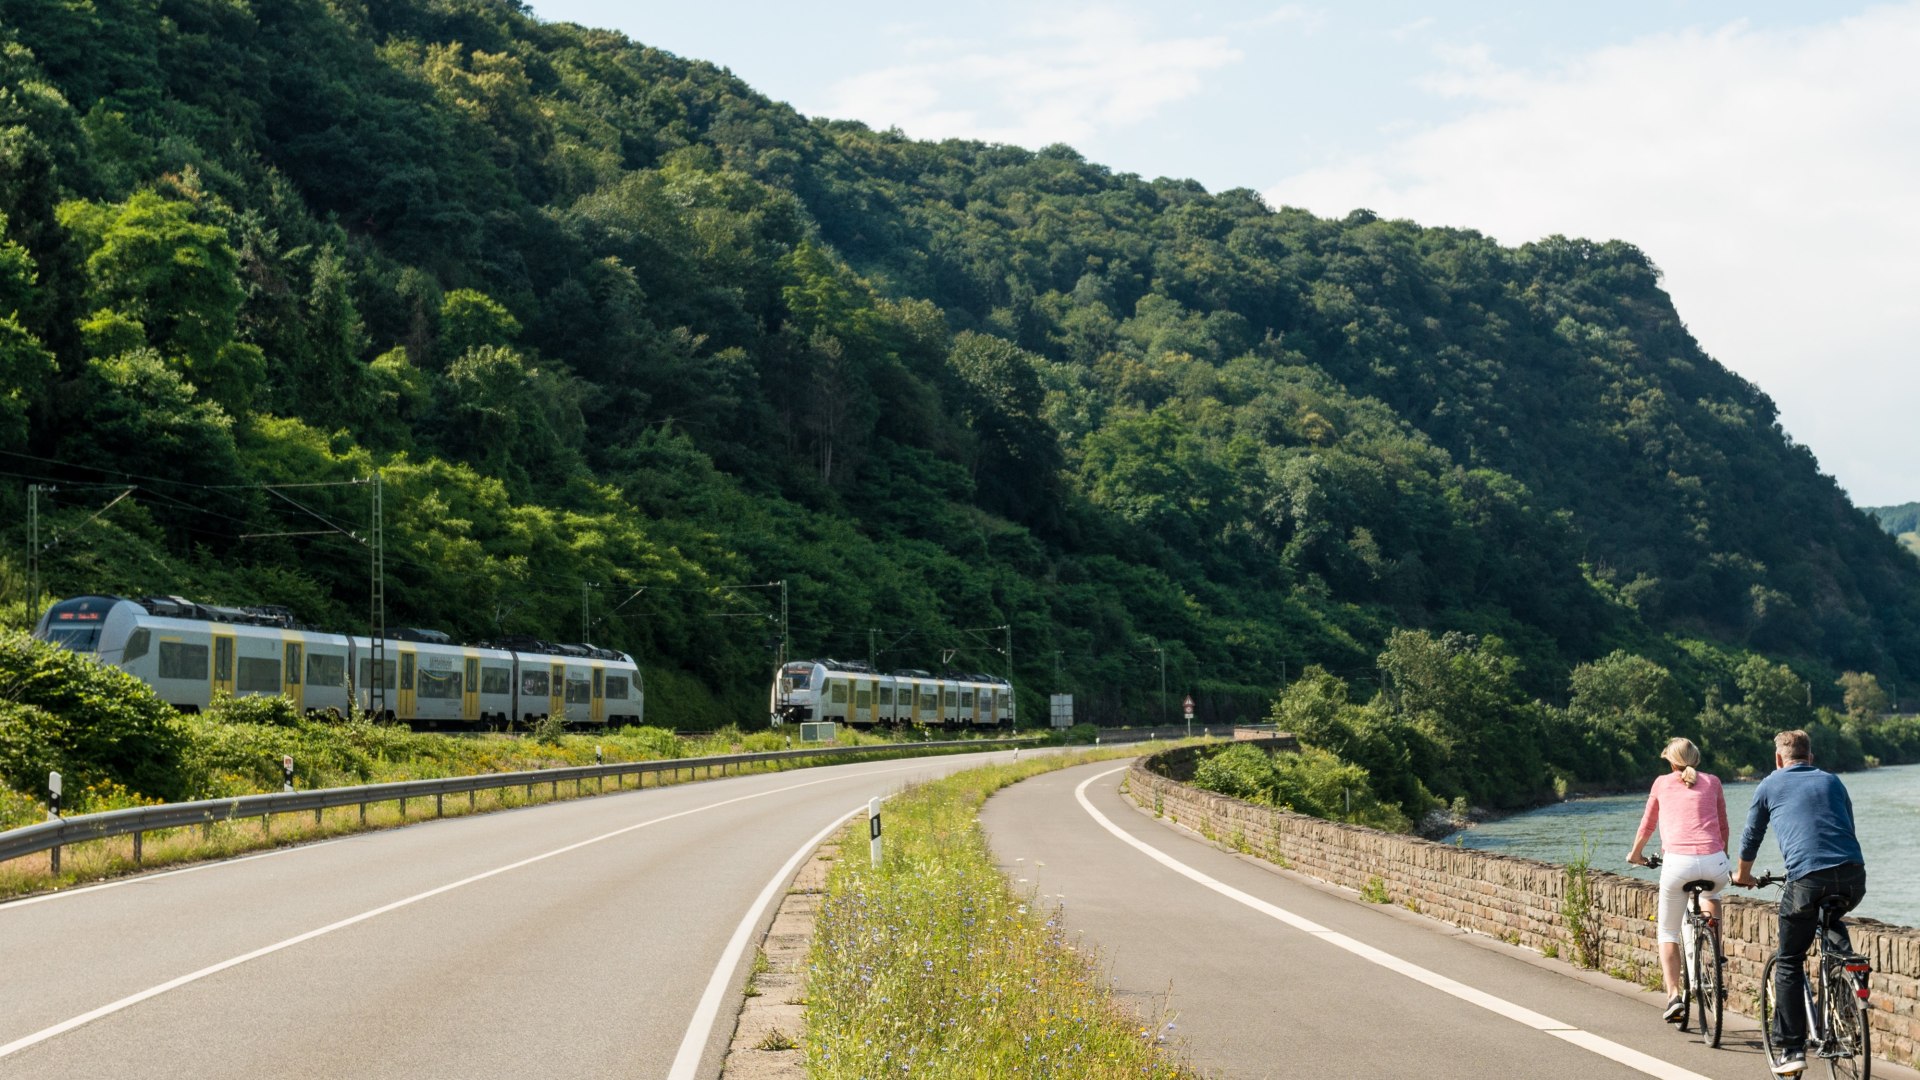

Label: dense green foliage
[3,0,1918,778]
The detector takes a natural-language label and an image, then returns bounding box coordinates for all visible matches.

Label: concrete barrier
[1126,747,1920,1067]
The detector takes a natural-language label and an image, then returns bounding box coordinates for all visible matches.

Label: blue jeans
[1773,862,1867,1053]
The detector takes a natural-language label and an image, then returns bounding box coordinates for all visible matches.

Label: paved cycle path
[980,760,1920,1080]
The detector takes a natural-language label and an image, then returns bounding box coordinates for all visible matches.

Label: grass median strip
[805,748,1192,1078]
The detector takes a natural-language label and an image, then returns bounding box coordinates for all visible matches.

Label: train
[32,595,643,728]
[770,658,1014,730]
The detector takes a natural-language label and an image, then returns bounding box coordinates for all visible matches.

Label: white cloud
[810,7,1240,149]
[1264,5,1920,504]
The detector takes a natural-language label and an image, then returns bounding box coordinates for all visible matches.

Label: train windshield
[783,664,812,690]
[44,625,101,653]
[40,596,117,653]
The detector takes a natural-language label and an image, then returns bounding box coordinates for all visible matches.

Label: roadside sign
[1183,695,1195,720]
[1049,694,1073,729]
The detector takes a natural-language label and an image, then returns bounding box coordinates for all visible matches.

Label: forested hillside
[3,0,1917,799]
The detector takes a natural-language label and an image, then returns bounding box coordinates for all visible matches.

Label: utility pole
[868,627,877,671]
[1004,624,1013,683]
[582,582,591,642]
[1158,646,1167,728]
[778,579,790,670]
[25,484,41,624]
[369,470,386,720]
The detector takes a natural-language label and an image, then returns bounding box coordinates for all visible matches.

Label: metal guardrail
[0,736,1038,872]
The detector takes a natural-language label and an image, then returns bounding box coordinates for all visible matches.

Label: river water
[1444,762,1920,928]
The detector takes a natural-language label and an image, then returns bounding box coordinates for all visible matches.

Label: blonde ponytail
[1662,737,1702,787]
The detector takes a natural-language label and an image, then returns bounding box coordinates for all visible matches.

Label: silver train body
[769,659,1013,730]
[33,595,643,727]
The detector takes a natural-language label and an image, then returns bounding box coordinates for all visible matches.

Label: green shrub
[0,629,191,800]
[204,691,302,727]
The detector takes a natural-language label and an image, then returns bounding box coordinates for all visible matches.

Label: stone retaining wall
[1127,747,1920,1067]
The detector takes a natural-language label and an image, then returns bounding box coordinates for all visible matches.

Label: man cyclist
[1731,729,1867,1076]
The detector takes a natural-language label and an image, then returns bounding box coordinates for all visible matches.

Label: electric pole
[25,484,41,624]
[369,470,386,719]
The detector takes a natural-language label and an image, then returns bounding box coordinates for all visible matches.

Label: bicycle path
[979,761,1919,1080]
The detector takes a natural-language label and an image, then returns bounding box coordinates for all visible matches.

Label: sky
[528,1,1920,506]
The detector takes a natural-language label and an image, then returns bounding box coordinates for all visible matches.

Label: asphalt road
[981,760,1920,1080]
[0,749,1028,1080]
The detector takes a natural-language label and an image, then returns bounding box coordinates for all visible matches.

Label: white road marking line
[1073,766,1712,1080]
[666,805,861,1080]
[0,757,952,1062]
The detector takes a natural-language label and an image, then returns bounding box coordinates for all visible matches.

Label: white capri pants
[1657,851,1731,944]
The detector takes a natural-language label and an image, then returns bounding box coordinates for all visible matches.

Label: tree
[1836,672,1889,724]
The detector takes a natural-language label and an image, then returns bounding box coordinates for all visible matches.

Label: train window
[855,689,871,709]
[878,686,893,705]
[593,668,604,700]
[785,670,811,690]
[417,669,461,699]
[215,638,233,682]
[236,657,281,693]
[307,653,346,687]
[44,625,101,652]
[830,681,848,704]
[565,675,592,705]
[961,690,974,707]
[481,666,511,695]
[357,659,398,690]
[605,675,628,700]
[121,629,151,663]
[284,643,302,685]
[521,671,549,696]
[399,653,415,692]
[159,641,208,680]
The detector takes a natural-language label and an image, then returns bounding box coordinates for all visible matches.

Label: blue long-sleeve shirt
[1739,762,1864,879]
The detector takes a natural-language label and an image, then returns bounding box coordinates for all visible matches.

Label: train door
[282,639,304,712]
[977,687,990,726]
[398,649,417,719]
[549,662,565,720]
[463,656,481,723]
[591,665,605,724]
[212,632,236,699]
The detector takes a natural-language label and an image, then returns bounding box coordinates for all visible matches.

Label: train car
[33,595,643,728]
[771,658,1013,730]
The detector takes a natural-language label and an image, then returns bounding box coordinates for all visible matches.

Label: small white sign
[48,771,61,798]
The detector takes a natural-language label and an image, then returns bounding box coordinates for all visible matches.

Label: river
[1444,762,1920,928]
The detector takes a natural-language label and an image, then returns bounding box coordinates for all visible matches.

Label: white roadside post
[282,754,295,792]
[1183,694,1194,739]
[47,771,62,874]
[868,797,882,868]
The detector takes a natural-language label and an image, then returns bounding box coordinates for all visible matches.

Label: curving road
[0,750,1029,1080]
[981,761,1920,1080]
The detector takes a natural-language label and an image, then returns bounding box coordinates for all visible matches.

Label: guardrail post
[314,807,322,828]
[133,830,142,866]
[50,844,59,875]
[551,779,558,799]
[400,796,407,818]
[435,794,443,817]
[468,789,475,811]
[360,802,367,826]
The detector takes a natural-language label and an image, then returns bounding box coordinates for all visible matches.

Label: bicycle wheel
[1695,924,1724,1048]
[1761,954,1784,1070]
[1823,963,1869,1080]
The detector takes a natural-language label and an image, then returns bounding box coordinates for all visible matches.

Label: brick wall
[1126,748,1920,1067]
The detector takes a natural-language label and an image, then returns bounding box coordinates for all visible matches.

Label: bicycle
[1752,871,1874,1079]
[1644,854,1726,1047]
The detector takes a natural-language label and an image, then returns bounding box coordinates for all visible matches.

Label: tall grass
[807,749,1190,1078]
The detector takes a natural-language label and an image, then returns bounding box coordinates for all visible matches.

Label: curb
[719,841,837,1077]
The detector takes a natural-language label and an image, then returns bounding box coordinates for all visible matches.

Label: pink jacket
[1635,771,1729,856]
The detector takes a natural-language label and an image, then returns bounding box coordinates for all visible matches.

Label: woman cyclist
[1626,737,1731,1024]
